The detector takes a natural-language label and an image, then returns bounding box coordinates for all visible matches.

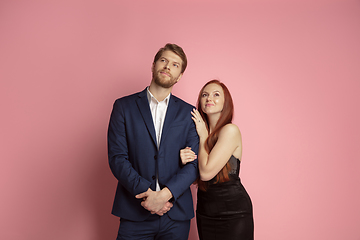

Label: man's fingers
[135,194,143,199]
[154,202,173,216]
[135,192,147,199]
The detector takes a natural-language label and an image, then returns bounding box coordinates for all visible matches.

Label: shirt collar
[146,87,170,105]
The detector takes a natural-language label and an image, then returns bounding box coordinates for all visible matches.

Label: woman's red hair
[196,80,234,191]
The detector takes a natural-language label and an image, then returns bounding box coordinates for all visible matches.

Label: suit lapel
[136,89,157,147]
[159,95,179,148]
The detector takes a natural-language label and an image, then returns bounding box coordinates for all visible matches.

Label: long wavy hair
[196,80,234,191]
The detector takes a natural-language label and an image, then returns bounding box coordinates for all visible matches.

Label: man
[108,43,199,240]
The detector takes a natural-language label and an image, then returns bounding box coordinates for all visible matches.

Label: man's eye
[173,64,179,68]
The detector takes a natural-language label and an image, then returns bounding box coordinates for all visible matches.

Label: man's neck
[148,82,172,102]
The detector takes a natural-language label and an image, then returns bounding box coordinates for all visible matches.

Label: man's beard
[152,70,179,88]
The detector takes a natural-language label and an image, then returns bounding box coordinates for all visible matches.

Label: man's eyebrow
[160,57,181,66]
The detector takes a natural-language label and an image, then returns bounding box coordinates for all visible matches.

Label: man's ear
[151,63,155,72]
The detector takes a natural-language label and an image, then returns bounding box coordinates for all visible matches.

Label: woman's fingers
[191,109,204,123]
[180,148,197,164]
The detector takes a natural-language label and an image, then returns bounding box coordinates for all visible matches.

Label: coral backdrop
[1,0,359,239]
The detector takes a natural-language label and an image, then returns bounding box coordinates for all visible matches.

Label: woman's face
[200,83,225,116]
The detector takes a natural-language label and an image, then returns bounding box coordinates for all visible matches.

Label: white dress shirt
[147,87,170,191]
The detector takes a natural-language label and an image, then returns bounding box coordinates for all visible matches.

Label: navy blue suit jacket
[108,88,199,221]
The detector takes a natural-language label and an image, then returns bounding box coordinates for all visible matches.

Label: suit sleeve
[107,99,151,196]
[165,118,199,201]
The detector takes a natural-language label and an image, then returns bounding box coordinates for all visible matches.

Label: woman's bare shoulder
[219,123,241,137]
[219,124,242,159]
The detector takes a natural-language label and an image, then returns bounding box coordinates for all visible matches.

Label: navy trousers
[117,214,190,240]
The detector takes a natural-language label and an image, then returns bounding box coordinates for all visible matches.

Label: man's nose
[163,63,170,69]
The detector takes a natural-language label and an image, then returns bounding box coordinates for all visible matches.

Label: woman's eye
[201,93,207,97]
[214,93,220,97]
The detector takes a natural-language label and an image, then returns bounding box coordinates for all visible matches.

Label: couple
[107,43,254,240]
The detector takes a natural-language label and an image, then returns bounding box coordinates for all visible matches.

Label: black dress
[196,156,254,240]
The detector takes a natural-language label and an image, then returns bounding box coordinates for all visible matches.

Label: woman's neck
[207,114,220,133]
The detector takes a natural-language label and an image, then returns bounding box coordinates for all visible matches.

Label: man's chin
[157,82,176,89]
[154,78,176,89]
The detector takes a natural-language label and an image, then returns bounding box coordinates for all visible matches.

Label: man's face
[152,50,183,88]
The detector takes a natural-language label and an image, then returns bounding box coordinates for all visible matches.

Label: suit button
[152,176,156,180]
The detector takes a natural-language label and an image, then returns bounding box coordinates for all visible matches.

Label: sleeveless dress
[196,156,254,240]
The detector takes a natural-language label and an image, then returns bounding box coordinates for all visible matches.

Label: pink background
[1,0,359,239]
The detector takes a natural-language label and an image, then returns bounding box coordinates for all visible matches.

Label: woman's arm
[191,109,242,181]
[199,124,241,181]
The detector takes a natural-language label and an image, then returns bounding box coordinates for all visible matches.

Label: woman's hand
[191,108,208,140]
[180,147,197,165]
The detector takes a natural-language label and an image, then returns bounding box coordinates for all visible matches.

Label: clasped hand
[135,188,173,216]
[180,147,197,165]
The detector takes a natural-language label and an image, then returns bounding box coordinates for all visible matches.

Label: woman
[180,80,254,240]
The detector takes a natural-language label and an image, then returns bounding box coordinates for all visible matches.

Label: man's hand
[135,187,173,215]
[155,201,173,216]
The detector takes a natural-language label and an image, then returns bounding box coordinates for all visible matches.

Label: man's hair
[153,43,187,73]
